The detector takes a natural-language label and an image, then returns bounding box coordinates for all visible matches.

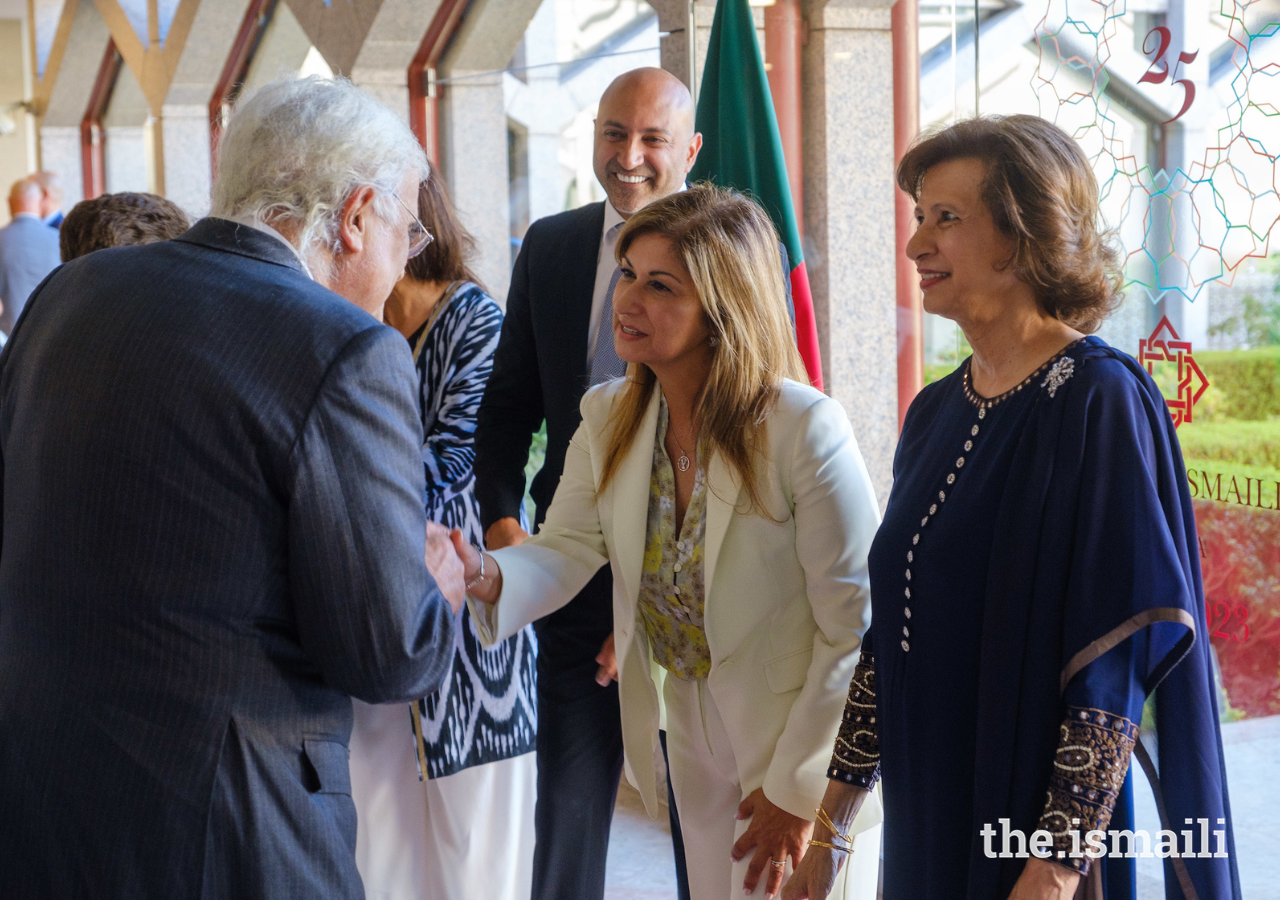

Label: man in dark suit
[474,67,703,900]
[0,77,463,898]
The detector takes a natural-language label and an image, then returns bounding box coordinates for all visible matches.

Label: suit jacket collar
[176,218,306,274]
[606,385,743,613]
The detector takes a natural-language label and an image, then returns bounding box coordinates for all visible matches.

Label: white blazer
[470,378,882,832]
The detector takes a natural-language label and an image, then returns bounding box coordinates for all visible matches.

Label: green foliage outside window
[523,422,548,525]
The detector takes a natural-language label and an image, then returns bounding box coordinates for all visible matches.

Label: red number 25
[1139,26,1198,124]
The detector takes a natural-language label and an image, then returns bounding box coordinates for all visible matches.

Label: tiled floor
[605,780,680,900]
[603,715,1280,899]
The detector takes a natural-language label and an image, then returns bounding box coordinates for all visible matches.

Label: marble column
[159,104,213,216]
[802,0,898,502]
[438,74,514,298]
[38,126,84,207]
[438,0,545,303]
[33,0,115,207]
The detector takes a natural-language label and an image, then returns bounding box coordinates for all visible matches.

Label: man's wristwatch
[465,548,486,589]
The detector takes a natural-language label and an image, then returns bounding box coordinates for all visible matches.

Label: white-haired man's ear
[336,185,380,256]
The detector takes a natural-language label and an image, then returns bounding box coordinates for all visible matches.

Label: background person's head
[401,172,483,290]
[593,68,702,218]
[211,76,430,318]
[897,115,1121,335]
[598,184,805,515]
[8,178,42,218]
[31,171,64,219]
[60,192,190,262]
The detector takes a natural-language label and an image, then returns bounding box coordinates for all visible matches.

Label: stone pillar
[157,0,258,214]
[801,0,898,501]
[39,126,84,207]
[349,68,411,126]
[648,0,714,94]
[439,73,514,298]
[517,0,564,225]
[438,0,545,303]
[159,104,213,216]
[350,0,446,126]
[33,0,115,208]
[103,63,152,193]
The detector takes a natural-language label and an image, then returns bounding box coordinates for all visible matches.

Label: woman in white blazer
[457,185,882,900]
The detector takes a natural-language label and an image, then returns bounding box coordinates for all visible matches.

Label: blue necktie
[589,264,627,385]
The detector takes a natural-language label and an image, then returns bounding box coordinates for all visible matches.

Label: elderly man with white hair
[0,77,465,899]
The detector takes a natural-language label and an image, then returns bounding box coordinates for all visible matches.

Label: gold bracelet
[815,805,854,846]
[808,839,851,854]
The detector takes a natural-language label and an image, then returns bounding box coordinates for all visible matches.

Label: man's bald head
[9,178,43,217]
[32,171,64,218]
[593,67,702,217]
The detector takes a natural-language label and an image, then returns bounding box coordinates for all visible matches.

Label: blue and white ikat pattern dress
[409,282,537,778]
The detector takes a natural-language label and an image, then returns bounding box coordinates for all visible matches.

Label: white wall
[0,7,38,226]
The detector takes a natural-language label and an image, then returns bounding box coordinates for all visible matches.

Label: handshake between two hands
[422,517,527,615]
[422,519,618,687]
[423,523,481,615]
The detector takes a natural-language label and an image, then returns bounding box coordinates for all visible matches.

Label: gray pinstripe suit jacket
[0,218,456,899]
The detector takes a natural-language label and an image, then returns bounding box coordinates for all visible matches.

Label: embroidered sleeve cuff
[1035,706,1138,874]
[827,652,881,790]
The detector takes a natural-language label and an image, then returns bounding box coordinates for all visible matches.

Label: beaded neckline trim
[961,338,1086,411]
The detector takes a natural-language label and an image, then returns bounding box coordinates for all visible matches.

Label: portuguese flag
[689,0,823,390]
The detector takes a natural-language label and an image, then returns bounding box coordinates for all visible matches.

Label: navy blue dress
[829,337,1240,900]
[869,338,1047,894]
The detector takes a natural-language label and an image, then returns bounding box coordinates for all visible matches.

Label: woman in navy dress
[785,117,1239,900]
[350,176,537,900]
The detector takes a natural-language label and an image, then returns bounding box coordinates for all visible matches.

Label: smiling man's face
[592,68,701,218]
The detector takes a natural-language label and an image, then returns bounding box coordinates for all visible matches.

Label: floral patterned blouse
[636,398,712,680]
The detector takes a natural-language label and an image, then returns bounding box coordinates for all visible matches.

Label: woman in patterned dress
[349,176,537,900]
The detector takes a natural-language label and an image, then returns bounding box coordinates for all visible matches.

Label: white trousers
[663,676,881,900]
[349,699,536,900]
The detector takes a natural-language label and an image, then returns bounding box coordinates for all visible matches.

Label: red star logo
[1138,316,1210,429]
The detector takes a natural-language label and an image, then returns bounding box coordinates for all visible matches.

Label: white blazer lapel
[606,387,661,607]
[702,450,743,606]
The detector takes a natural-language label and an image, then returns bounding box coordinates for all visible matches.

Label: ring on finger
[770,859,786,869]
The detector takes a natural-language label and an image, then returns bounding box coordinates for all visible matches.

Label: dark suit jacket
[475,202,612,674]
[0,219,456,899]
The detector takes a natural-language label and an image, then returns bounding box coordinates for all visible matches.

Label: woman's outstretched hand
[731,789,813,899]
[448,529,502,604]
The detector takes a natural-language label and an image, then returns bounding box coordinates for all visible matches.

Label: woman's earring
[708,333,720,349]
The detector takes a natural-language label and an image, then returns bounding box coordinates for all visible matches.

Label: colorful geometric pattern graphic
[1138,315,1211,426]
[1031,0,1280,306]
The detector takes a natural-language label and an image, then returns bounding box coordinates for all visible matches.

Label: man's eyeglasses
[392,191,434,259]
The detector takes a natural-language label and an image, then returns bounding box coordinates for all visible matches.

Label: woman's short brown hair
[60,192,190,262]
[897,115,1123,333]
[403,174,484,291]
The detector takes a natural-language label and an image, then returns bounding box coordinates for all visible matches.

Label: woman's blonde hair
[596,184,808,517]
